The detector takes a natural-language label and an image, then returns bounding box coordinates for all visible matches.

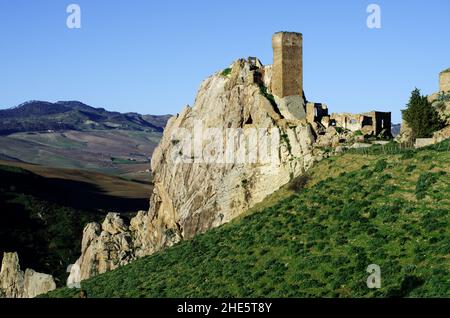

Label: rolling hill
[0,101,171,179]
[45,139,450,298]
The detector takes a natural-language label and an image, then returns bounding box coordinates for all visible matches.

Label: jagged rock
[138,59,316,254]
[0,252,56,298]
[0,253,24,298]
[102,212,128,235]
[71,59,319,281]
[429,92,450,125]
[23,269,57,298]
[316,126,340,148]
[433,125,450,143]
[69,213,136,282]
[395,119,414,144]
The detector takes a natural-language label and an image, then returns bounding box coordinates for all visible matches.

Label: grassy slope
[47,140,450,297]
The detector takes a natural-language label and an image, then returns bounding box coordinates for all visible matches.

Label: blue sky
[0,0,449,123]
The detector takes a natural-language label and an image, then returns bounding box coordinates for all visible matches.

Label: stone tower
[271,32,303,98]
[440,68,450,92]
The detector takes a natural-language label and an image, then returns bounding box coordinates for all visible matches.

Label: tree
[402,88,443,139]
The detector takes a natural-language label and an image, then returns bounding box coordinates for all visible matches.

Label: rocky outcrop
[0,252,56,298]
[396,120,414,144]
[70,213,136,281]
[69,58,324,282]
[429,92,450,126]
[132,59,320,254]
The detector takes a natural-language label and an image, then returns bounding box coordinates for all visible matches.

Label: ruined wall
[330,111,391,136]
[271,32,303,98]
[373,111,391,136]
[331,113,364,132]
[306,103,329,125]
[440,69,450,92]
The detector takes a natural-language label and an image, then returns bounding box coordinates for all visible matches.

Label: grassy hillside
[0,163,151,286]
[46,140,450,297]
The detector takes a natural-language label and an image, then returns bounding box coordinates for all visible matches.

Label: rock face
[0,252,56,298]
[396,120,414,144]
[70,58,322,282]
[440,68,450,93]
[71,213,136,281]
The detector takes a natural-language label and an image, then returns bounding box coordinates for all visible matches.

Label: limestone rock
[316,126,340,148]
[429,92,450,125]
[23,269,56,299]
[139,59,316,254]
[0,252,56,298]
[102,212,128,235]
[395,120,414,144]
[72,58,318,281]
[69,213,136,282]
[0,252,24,298]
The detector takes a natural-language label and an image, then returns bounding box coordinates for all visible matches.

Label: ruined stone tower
[440,68,450,92]
[271,32,303,98]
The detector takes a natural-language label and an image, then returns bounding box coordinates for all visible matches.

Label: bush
[288,174,310,192]
[221,68,232,76]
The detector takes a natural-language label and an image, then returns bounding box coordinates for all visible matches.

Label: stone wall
[271,32,303,98]
[440,69,450,92]
[330,111,391,136]
[306,103,329,126]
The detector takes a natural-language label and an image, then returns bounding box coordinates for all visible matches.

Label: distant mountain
[0,100,171,135]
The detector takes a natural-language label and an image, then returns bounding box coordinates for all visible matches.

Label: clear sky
[0,0,449,123]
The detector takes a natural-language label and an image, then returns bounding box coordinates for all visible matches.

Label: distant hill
[0,101,171,178]
[0,100,171,135]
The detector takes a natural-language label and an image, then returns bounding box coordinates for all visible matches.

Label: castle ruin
[329,111,391,136]
[271,32,306,120]
[272,32,303,98]
[268,31,391,137]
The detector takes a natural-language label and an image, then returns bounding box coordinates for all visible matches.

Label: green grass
[46,139,450,298]
[221,68,232,76]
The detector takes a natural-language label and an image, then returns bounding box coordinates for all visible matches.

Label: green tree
[402,88,443,138]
